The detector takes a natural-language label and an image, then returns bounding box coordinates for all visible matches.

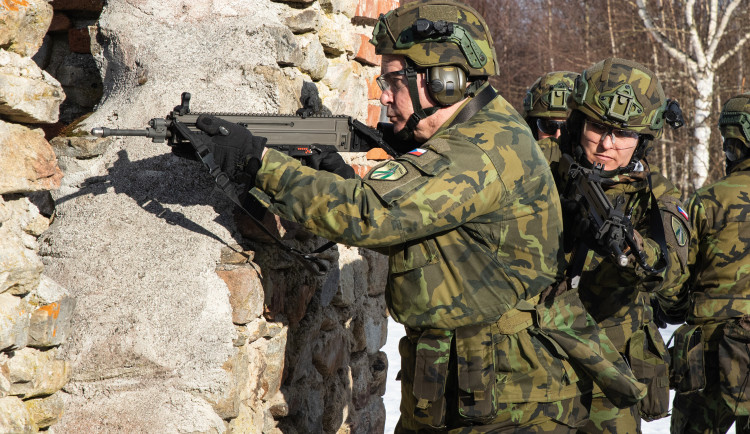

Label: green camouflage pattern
[569,58,667,138]
[577,395,641,433]
[663,157,750,323]
[564,169,687,350]
[670,321,750,432]
[665,158,750,427]
[370,0,499,77]
[252,83,563,330]
[522,71,579,120]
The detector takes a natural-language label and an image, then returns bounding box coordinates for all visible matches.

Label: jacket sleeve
[250,140,505,249]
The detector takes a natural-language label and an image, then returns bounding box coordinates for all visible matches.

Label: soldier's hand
[300,148,356,179]
[194,114,268,184]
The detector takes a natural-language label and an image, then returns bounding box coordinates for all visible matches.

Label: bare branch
[635,0,696,70]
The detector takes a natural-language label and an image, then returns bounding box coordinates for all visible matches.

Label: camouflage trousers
[670,318,750,433]
[671,377,750,434]
[575,394,640,434]
[394,327,591,433]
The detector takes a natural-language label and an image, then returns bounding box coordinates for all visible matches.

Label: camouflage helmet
[569,58,668,139]
[719,92,750,165]
[369,0,499,78]
[522,71,579,120]
[719,92,750,145]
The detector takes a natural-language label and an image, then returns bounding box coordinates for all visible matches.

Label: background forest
[454,0,750,197]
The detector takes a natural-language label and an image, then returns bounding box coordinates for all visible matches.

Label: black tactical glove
[192,114,267,185]
[300,148,356,179]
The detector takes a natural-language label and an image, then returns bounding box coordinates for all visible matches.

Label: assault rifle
[91,92,396,156]
[91,92,395,277]
[559,153,664,288]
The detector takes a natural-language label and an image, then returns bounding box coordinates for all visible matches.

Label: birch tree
[635,0,750,189]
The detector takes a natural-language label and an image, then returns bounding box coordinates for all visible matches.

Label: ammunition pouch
[403,328,452,428]
[627,322,670,421]
[669,323,706,393]
[718,315,750,416]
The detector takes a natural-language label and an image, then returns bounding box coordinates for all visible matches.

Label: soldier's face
[379,55,433,135]
[580,118,638,170]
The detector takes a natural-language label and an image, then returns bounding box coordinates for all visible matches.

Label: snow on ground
[382,318,736,433]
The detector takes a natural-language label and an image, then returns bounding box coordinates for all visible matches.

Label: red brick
[377,0,400,16]
[355,0,378,20]
[48,12,72,32]
[367,75,382,100]
[367,103,382,127]
[68,27,91,54]
[354,33,380,66]
[365,148,391,161]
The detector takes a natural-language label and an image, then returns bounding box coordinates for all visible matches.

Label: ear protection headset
[426,66,467,106]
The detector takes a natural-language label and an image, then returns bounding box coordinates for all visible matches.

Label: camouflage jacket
[251,84,564,330]
[661,158,750,324]
[540,137,689,351]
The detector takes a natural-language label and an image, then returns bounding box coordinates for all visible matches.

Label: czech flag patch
[677,205,689,221]
[408,148,427,156]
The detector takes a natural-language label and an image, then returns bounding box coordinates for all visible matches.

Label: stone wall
[1,0,399,431]
[0,0,75,432]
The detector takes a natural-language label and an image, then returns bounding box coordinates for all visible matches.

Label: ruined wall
[1,0,398,431]
[0,0,74,431]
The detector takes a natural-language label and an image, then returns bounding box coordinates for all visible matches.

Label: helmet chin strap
[394,62,438,143]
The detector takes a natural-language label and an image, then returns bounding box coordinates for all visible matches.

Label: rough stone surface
[25,393,64,429]
[0,49,65,123]
[0,396,35,434]
[28,296,76,348]
[216,265,264,325]
[7,347,70,399]
[285,8,321,34]
[18,0,389,431]
[0,121,63,194]
[0,293,31,351]
[0,0,54,57]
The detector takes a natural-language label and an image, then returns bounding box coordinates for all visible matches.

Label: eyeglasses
[376,69,408,92]
[536,118,566,135]
[584,119,640,149]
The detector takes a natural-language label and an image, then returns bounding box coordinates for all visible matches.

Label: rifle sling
[646,174,669,274]
[447,84,497,129]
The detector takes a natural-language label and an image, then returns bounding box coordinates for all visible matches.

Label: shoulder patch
[369,160,408,181]
[671,215,688,247]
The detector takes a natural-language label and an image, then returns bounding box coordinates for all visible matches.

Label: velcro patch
[369,160,408,181]
[671,215,687,247]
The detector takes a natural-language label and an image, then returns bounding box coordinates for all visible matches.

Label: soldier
[546,58,689,432]
[175,2,644,432]
[522,71,579,141]
[662,93,750,434]
[522,71,579,165]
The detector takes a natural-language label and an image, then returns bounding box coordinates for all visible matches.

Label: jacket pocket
[627,322,670,420]
[669,323,705,393]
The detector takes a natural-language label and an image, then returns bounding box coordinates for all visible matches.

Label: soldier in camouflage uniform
[661,93,750,434]
[522,71,579,155]
[178,2,645,432]
[543,58,690,433]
